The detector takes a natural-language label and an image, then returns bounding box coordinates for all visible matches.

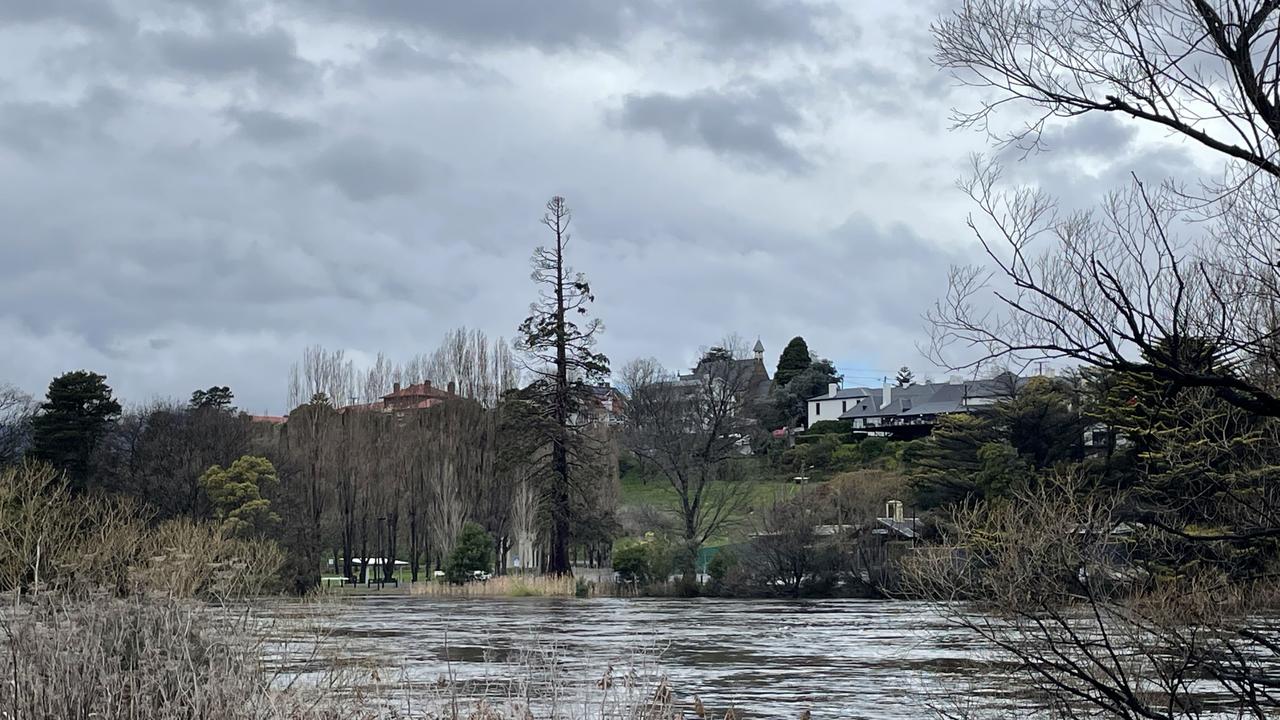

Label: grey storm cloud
[146,27,316,87]
[306,136,443,203]
[0,0,1206,413]
[298,0,837,53]
[224,107,320,145]
[357,36,504,85]
[1041,114,1139,157]
[0,0,125,29]
[0,86,127,157]
[611,87,810,172]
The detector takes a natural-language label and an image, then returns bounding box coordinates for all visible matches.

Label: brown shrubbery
[904,474,1280,719]
[0,462,282,599]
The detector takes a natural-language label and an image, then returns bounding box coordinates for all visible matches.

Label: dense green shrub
[705,548,737,595]
[612,541,651,583]
[445,522,493,584]
[806,420,853,435]
[858,437,890,464]
[831,443,863,469]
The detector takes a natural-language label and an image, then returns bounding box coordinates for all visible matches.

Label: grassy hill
[617,458,807,547]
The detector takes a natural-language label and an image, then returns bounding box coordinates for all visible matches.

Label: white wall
[806,398,850,426]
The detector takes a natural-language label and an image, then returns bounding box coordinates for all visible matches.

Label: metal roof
[822,373,1030,421]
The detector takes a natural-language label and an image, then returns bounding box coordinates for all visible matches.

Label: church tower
[753,337,765,361]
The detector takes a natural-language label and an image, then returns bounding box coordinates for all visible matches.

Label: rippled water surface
[264,595,1005,719]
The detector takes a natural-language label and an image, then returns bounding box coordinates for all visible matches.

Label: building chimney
[447,380,456,395]
[880,383,893,410]
[424,380,432,390]
[828,382,838,398]
[393,382,401,393]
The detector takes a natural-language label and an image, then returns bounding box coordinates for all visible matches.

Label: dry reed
[0,593,760,720]
[411,574,616,598]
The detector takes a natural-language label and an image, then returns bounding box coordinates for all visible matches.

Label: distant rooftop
[807,373,1030,422]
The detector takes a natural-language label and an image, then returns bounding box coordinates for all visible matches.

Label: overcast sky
[0,0,1210,414]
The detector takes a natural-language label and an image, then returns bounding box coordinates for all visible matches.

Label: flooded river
[265,595,1008,719]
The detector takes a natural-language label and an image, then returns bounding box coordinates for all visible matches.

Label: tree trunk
[409,512,421,583]
[357,512,369,584]
[384,512,399,583]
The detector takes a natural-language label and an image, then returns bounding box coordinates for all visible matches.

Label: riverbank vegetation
[902,1,1280,717]
[0,463,724,718]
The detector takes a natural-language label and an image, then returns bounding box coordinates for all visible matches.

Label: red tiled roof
[250,415,287,424]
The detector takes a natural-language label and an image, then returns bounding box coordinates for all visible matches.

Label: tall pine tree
[30,370,121,491]
[895,366,915,387]
[774,337,811,387]
[516,196,610,575]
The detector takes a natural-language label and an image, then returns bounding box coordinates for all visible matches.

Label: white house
[805,374,1028,436]
[805,383,872,427]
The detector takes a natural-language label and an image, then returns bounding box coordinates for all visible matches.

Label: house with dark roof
[806,373,1026,438]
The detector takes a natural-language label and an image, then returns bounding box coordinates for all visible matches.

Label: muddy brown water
[262,595,1013,719]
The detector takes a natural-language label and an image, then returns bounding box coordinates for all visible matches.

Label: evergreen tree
[445,522,493,583]
[908,413,1003,508]
[29,370,121,491]
[991,375,1087,468]
[516,196,610,575]
[895,366,915,387]
[774,337,812,387]
[199,455,280,538]
[190,386,234,411]
[698,346,734,366]
[760,358,840,430]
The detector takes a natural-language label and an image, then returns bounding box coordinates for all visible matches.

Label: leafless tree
[508,467,545,573]
[279,340,537,584]
[358,352,396,405]
[929,0,1280,417]
[905,472,1280,719]
[418,327,520,408]
[287,346,355,410]
[403,411,433,581]
[279,395,342,593]
[573,420,621,568]
[0,384,34,466]
[619,345,759,585]
[747,490,833,598]
[95,399,251,521]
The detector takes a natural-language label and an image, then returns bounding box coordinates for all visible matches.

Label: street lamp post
[376,516,386,588]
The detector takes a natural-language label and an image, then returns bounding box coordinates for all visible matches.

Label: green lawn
[618,460,809,547]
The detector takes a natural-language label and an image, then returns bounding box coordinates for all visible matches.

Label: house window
[842,400,847,412]
[815,403,820,416]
